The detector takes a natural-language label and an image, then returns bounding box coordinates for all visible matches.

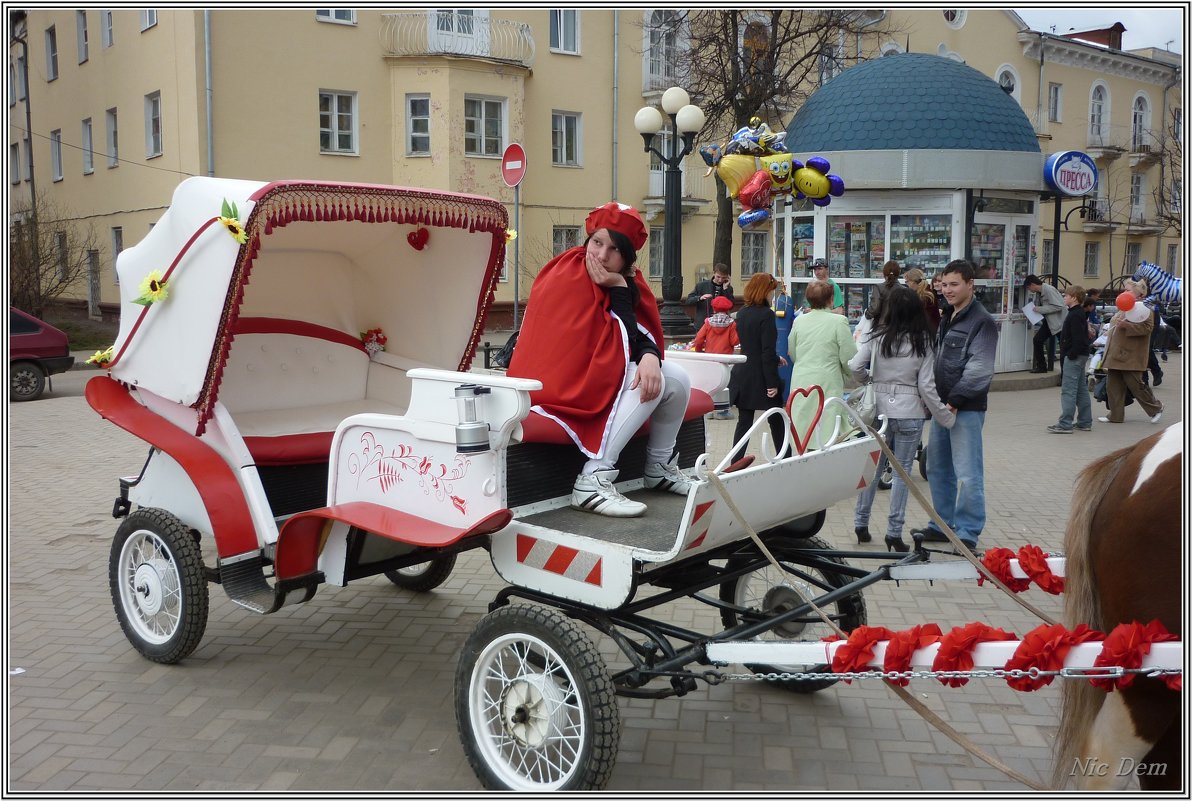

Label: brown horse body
[1054,422,1183,790]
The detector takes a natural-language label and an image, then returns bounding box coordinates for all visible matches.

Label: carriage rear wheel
[383,554,457,592]
[109,508,208,664]
[455,605,619,790]
[718,534,867,693]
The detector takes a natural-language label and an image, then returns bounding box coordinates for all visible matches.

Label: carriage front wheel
[718,534,867,693]
[455,605,619,790]
[109,508,209,664]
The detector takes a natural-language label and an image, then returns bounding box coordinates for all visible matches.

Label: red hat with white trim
[585,202,648,251]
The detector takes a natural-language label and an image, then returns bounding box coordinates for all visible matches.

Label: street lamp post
[634,87,705,339]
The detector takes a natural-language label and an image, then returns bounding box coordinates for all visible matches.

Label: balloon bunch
[700,117,845,230]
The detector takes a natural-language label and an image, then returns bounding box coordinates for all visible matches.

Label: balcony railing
[379,12,535,68]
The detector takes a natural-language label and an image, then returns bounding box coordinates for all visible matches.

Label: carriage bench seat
[517,388,714,445]
[237,400,404,466]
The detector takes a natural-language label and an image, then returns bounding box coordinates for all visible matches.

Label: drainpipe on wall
[1155,66,1180,262]
[15,19,40,281]
[204,10,214,177]
[611,10,619,201]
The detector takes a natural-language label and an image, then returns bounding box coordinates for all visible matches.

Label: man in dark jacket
[910,259,998,553]
[1047,285,1093,433]
[684,262,735,328]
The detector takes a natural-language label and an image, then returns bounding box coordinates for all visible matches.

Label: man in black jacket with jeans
[910,259,998,554]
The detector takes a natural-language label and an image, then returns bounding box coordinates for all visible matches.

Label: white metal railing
[379,12,535,67]
[647,162,713,198]
[1083,199,1111,223]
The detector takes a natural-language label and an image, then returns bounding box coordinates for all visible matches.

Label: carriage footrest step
[220,556,280,613]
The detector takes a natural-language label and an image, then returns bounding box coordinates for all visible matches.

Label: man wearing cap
[810,259,845,314]
[509,202,696,517]
[1024,274,1065,372]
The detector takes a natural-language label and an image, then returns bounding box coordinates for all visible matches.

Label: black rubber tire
[383,554,457,592]
[455,605,619,790]
[718,534,867,693]
[10,361,46,402]
[918,445,928,480]
[877,461,893,490]
[109,508,209,664]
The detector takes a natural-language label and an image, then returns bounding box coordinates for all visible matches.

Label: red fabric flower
[1004,622,1104,691]
[978,547,1031,592]
[1016,544,1064,594]
[1091,619,1180,691]
[882,624,943,687]
[830,626,894,682]
[932,622,1017,687]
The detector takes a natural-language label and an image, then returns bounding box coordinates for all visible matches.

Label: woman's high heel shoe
[885,536,909,553]
[855,526,871,544]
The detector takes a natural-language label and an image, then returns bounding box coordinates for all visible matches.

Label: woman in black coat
[727,273,788,463]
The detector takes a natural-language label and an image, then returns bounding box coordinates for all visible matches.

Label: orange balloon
[1115,291,1135,312]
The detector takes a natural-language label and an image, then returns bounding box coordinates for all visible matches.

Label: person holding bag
[848,287,955,550]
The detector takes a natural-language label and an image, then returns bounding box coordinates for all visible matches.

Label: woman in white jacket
[849,287,955,551]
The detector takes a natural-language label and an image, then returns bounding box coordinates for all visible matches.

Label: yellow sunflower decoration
[86,346,114,368]
[133,270,169,306]
[219,199,248,244]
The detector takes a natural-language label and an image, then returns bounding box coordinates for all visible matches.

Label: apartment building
[8,8,1183,328]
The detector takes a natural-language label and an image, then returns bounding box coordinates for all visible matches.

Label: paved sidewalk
[5,359,1183,791]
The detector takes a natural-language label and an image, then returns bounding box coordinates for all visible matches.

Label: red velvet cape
[508,246,665,458]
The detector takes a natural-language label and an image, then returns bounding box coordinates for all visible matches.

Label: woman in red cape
[508,202,694,517]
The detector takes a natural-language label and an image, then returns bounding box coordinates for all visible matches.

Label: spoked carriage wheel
[718,534,867,693]
[455,605,619,790]
[383,553,457,592]
[109,508,209,664]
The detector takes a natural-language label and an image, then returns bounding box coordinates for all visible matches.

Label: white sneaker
[571,471,646,517]
[1150,411,1163,424]
[644,458,698,496]
[1098,416,1112,423]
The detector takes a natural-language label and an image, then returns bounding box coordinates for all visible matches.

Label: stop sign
[501,143,527,188]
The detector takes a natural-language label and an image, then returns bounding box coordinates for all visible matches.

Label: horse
[1053,421,1183,790]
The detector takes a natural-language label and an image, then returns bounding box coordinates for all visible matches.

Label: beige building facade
[8,8,1183,327]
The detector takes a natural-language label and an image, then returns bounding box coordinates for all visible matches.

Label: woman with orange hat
[508,202,694,517]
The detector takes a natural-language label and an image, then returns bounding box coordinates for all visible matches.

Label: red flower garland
[931,622,1017,687]
[1091,620,1181,692]
[829,625,894,682]
[882,623,943,687]
[978,547,1031,592]
[1004,622,1104,691]
[1016,544,1064,594]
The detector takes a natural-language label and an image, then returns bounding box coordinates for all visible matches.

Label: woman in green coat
[787,279,858,450]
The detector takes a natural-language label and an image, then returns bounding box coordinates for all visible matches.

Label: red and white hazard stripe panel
[516,533,602,586]
[683,500,716,551]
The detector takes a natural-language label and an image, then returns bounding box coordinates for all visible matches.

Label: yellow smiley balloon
[793,166,831,199]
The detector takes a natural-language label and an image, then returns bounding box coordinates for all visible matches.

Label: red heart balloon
[785,384,826,455]
[407,227,429,251]
[738,169,773,212]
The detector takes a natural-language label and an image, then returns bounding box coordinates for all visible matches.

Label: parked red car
[9,307,74,401]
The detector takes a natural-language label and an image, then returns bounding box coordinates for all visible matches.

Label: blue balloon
[812,196,832,207]
[737,208,771,229]
[807,156,831,174]
[827,174,846,197]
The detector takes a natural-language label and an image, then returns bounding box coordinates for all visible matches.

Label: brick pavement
[5,360,1183,791]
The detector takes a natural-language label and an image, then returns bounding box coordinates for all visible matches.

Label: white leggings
[582,359,692,474]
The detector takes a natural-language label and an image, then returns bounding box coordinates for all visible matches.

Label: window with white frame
[45,26,58,80]
[1167,244,1178,272]
[1172,179,1183,215]
[1048,83,1062,123]
[55,231,68,280]
[1125,242,1141,271]
[552,225,581,255]
[144,91,162,157]
[111,227,123,282]
[551,111,581,166]
[1040,239,1054,273]
[81,118,93,173]
[550,9,579,53]
[316,9,356,24]
[647,10,678,86]
[1132,96,1151,151]
[498,255,508,282]
[648,129,672,172]
[437,9,474,34]
[106,107,118,166]
[319,90,357,154]
[818,38,844,86]
[1083,241,1099,277]
[77,11,89,63]
[942,10,967,28]
[464,95,503,156]
[102,10,114,47]
[996,65,1020,102]
[406,94,430,155]
[1089,85,1107,142]
[1172,108,1182,140]
[50,129,63,181]
[15,54,25,99]
[1130,173,1145,216]
[9,142,20,184]
[648,227,664,278]
[140,10,157,31]
[741,231,768,276]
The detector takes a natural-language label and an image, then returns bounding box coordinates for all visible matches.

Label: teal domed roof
[786,53,1041,154]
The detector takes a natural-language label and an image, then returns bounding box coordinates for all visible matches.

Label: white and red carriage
[85,177,1178,791]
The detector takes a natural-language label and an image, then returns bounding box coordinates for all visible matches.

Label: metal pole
[513,183,520,330]
[204,10,214,176]
[1050,195,1061,285]
[658,119,694,338]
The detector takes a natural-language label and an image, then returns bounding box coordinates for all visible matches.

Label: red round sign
[501,143,527,188]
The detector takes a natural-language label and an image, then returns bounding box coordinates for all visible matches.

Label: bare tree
[9,193,104,319]
[653,10,900,270]
[1149,106,1183,239]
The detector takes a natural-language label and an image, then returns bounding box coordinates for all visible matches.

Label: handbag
[846,344,879,426]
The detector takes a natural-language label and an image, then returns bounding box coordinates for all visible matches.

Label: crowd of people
[509,201,1169,551]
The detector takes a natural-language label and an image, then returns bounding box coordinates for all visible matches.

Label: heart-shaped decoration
[784,384,825,456]
[407,227,429,251]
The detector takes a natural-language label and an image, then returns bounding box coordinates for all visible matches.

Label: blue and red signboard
[1044,151,1098,197]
